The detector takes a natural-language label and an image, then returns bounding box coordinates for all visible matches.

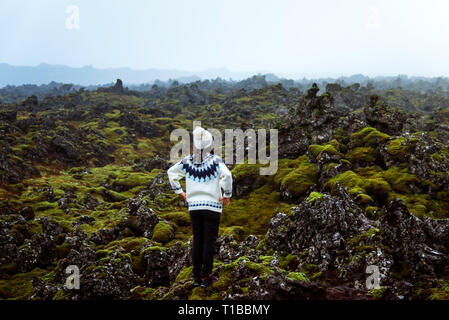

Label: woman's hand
[179,192,186,201]
[219,197,231,206]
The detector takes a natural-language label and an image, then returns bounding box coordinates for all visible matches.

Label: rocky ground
[1,79,449,300]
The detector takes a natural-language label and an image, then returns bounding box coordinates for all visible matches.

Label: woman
[167,126,233,287]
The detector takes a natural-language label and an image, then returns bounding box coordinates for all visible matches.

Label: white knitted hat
[193,126,213,150]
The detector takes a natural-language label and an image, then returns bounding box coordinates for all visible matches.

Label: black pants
[189,209,220,279]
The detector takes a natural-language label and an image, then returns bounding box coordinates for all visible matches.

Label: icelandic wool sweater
[167,153,233,213]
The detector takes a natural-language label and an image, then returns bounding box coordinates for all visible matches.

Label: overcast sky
[1,0,449,77]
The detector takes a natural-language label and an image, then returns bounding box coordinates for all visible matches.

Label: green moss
[279,254,298,270]
[258,255,274,265]
[219,226,246,241]
[151,222,173,243]
[231,161,269,190]
[231,154,317,205]
[188,257,273,300]
[220,184,292,236]
[103,190,127,202]
[325,169,390,204]
[130,286,158,300]
[279,156,318,199]
[431,153,444,162]
[365,206,380,220]
[52,289,73,300]
[256,238,269,251]
[140,245,167,256]
[137,140,156,155]
[324,162,338,173]
[369,287,385,300]
[0,268,51,299]
[300,264,322,280]
[105,237,150,252]
[429,281,449,300]
[162,211,191,227]
[308,144,341,160]
[104,109,120,121]
[175,266,193,282]
[327,163,448,219]
[286,272,310,282]
[346,147,377,163]
[380,165,419,195]
[55,242,70,259]
[131,255,144,274]
[387,137,409,162]
[0,263,18,275]
[10,222,42,241]
[347,228,380,248]
[306,192,323,203]
[11,143,34,155]
[355,193,374,205]
[33,201,58,211]
[328,139,340,150]
[410,203,427,217]
[351,126,390,147]
[112,172,154,191]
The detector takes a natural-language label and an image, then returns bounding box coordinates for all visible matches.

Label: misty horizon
[3,61,447,80]
[1,62,449,88]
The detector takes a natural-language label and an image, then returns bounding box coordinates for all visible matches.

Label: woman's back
[167,152,232,213]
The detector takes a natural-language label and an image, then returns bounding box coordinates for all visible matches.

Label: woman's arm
[218,159,233,202]
[167,160,186,196]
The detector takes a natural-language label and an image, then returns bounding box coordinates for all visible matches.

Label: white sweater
[167,152,233,213]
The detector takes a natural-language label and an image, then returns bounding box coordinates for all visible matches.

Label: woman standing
[167,126,233,287]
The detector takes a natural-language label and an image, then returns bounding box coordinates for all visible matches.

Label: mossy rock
[279,156,318,199]
[355,193,374,205]
[0,267,51,299]
[140,245,168,256]
[346,147,377,164]
[300,264,323,280]
[220,184,292,236]
[386,137,410,162]
[189,256,274,300]
[306,192,323,203]
[163,211,191,227]
[219,226,246,241]
[279,254,299,271]
[130,286,159,299]
[380,164,420,195]
[103,189,127,202]
[111,172,153,191]
[152,221,174,243]
[365,206,380,220]
[105,237,151,253]
[308,144,342,160]
[369,287,386,300]
[351,126,390,147]
[347,228,380,247]
[286,272,310,282]
[175,266,193,282]
[428,280,449,300]
[325,169,391,205]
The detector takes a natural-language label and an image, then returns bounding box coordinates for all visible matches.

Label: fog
[1,0,449,78]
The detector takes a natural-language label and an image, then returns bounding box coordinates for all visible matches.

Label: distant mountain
[0,63,256,87]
